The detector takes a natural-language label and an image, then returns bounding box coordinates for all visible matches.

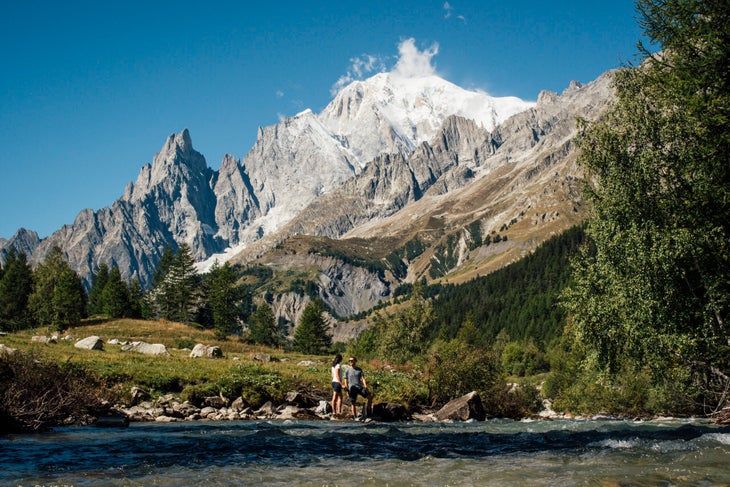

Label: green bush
[216,364,290,407]
[425,339,500,406]
[181,382,220,406]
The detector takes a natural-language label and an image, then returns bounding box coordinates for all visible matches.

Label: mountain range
[0,69,614,330]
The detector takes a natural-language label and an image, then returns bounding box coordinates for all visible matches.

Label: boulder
[121,341,170,355]
[203,396,227,408]
[373,402,409,422]
[276,405,320,420]
[255,401,276,417]
[434,391,486,421]
[32,335,56,344]
[0,344,17,356]
[285,391,318,408]
[297,360,318,367]
[75,336,104,350]
[252,353,278,362]
[230,397,249,411]
[129,386,151,405]
[190,343,223,358]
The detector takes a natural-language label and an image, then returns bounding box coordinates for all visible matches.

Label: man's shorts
[348,385,371,403]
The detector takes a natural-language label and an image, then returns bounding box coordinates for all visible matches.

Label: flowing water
[1,418,729,486]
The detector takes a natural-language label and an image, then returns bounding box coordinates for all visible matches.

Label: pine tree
[87,263,109,316]
[51,267,87,329]
[155,243,201,323]
[127,278,143,318]
[206,260,243,338]
[0,248,33,331]
[293,299,331,354]
[249,301,279,347]
[564,0,730,411]
[101,266,131,318]
[28,246,86,329]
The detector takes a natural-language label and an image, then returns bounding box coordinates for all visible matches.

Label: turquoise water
[2,418,729,486]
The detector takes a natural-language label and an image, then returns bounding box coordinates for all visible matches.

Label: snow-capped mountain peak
[319,71,534,166]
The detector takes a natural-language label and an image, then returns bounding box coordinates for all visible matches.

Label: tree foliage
[0,248,33,331]
[149,243,202,323]
[27,246,87,330]
[87,263,109,316]
[248,301,280,347]
[563,0,730,413]
[205,261,245,338]
[293,299,331,354]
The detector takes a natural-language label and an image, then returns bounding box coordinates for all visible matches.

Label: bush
[0,351,109,433]
[483,382,542,419]
[425,339,500,406]
[181,382,220,406]
[216,364,290,408]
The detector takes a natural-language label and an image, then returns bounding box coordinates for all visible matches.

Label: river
[1,418,729,486]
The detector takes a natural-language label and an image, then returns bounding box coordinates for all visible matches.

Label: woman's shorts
[332,381,342,393]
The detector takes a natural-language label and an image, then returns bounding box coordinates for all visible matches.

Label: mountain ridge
[0,70,613,325]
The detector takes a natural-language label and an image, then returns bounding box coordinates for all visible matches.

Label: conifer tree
[87,263,109,316]
[206,260,243,338]
[249,301,279,347]
[101,266,131,318]
[28,246,86,329]
[154,243,201,323]
[293,298,331,354]
[51,267,87,329]
[0,248,33,331]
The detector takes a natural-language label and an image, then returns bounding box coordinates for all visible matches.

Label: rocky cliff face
[0,71,614,323]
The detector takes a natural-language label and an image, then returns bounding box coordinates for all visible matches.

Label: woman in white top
[331,353,343,415]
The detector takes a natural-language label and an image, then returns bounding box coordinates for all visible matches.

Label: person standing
[331,353,344,415]
[344,356,373,420]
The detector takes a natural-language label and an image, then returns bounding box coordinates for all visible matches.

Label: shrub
[216,364,290,408]
[181,382,220,406]
[425,339,500,406]
[0,351,109,433]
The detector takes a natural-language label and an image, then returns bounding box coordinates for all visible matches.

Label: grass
[1,318,424,407]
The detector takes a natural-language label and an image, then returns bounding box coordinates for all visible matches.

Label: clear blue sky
[0,1,644,240]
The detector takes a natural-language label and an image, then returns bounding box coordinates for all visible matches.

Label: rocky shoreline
[106,389,492,426]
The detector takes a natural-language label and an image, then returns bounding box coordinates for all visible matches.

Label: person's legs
[349,387,358,419]
[335,391,342,414]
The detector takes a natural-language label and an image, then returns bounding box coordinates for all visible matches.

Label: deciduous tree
[564,0,729,413]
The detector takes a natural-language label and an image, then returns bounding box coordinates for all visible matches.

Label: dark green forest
[426,225,585,348]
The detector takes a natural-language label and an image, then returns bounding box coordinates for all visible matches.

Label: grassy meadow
[1,318,424,408]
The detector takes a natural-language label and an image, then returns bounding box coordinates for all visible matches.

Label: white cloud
[330,54,387,96]
[275,90,284,98]
[443,2,466,23]
[393,38,439,78]
[330,38,441,95]
[443,2,453,18]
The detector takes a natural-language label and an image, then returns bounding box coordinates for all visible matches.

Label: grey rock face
[0,71,614,326]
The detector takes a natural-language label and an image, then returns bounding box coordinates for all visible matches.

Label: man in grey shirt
[344,356,373,420]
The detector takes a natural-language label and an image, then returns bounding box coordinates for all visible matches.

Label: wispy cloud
[330,54,387,96]
[443,2,453,18]
[443,2,466,23]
